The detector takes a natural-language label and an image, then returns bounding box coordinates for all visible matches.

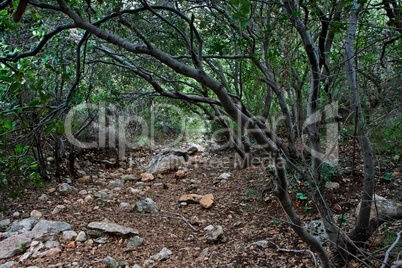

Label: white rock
[75,231,87,242]
[51,205,66,215]
[63,230,77,241]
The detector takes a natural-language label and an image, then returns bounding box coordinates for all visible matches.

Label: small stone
[77,176,91,183]
[75,231,87,242]
[103,256,118,268]
[52,205,66,215]
[66,241,76,248]
[218,173,231,180]
[121,174,136,181]
[63,230,77,241]
[133,198,158,213]
[119,202,131,210]
[251,240,268,248]
[108,179,124,189]
[30,210,42,218]
[127,236,144,248]
[48,187,56,193]
[190,216,201,225]
[200,194,214,209]
[78,190,88,195]
[150,247,172,261]
[12,212,20,218]
[38,194,48,201]
[178,194,203,204]
[140,173,154,182]
[205,225,227,244]
[143,259,156,267]
[58,183,77,196]
[77,198,86,205]
[175,170,186,179]
[129,188,142,195]
[204,225,214,231]
[325,181,340,190]
[0,219,11,229]
[84,195,93,203]
[37,247,61,257]
[44,240,60,248]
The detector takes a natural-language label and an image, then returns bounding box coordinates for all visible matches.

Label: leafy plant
[384,172,393,182]
[296,192,308,201]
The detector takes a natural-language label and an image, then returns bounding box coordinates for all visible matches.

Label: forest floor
[0,140,401,268]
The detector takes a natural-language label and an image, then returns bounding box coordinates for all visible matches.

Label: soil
[0,142,401,268]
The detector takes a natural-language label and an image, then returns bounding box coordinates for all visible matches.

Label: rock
[197,247,210,260]
[0,219,11,229]
[58,183,77,196]
[44,240,60,248]
[30,210,42,218]
[218,173,231,180]
[133,198,158,213]
[305,220,329,244]
[200,194,214,209]
[127,236,144,248]
[140,173,154,182]
[75,231,87,242]
[6,217,40,235]
[88,220,139,236]
[103,256,119,268]
[178,194,203,204]
[0,231,46,259]
[204,225,227,244]
[190,216,202,225]
[132,265,141,268]
[84,195,93,203]
[119,202,131,210]
[77,175,91,183]
[356,194,402,220]
[251,240,268,248]
[108,179,124,189]
[38,194,48,201]
[150,247,172,261]
[143,259,156,267]
[66,241,76,248]
[32,220,71,235]
[62,230,77,241]
[12,212,20,218]
[174,170,186,179]
[35,247,61,257]
[121,174,136,181]
[325,181,340,190]
[48,187,56,193]
[188,143,205,153]
[0,261,17,268]
[51,205,66,215]
[145,150,188,174]
[187,146,198,155]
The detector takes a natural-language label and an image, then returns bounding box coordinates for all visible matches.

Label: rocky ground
[0,142,401,268]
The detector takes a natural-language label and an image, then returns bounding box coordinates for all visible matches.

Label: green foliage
[384,172,393,182]
[296,192,308,201]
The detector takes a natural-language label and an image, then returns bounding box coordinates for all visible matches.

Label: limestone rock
[58,183,77,196]
[204,225,227,244]
[0,231,46,259]
[200,194,214,209]
[51,205,66,215]
[62,230,77,241]
[88,220,139,236]
[145,149,188,174]
[356,194,402,220]
[75,231,87,242]
[251,240,268,248]
[325,181,340,190]
[32,220,71,234]
[127,236,144,248]
[150,247,172,261]
[178,194,203,204]
[133,198,158,213]
[174,170,186,179]
[0,261,18,268]
[140,173,154,182]
[103,256,118,268]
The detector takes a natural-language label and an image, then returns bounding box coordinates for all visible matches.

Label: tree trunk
[343,1,376,257]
